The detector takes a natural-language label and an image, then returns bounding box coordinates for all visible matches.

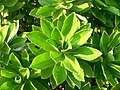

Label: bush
[0,0,120,90]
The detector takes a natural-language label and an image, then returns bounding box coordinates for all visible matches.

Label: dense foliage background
[1,0,120,90]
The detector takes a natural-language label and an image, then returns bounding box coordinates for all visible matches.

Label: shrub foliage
[1,0,120,90]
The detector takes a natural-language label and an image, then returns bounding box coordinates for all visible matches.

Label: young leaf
[51,27,63,42]
[108,31,120,51]
[61,12,78,40]
[5,21,19,43]
[71,29,92,48]
[57,14,66,31]
[27,31,55,51]
[21,50,30,67]
[74,46,102,61]
[100,31,109,54]
[53,62,67,85]
[41,19,54,38]
[62,54,83,75]
[30,52,55,69]
[0,25,9,44]
[19,68,30,79]
[9,53,22,67]
[50,51,65,62]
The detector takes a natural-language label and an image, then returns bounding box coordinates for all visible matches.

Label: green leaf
[63,54,83,75]
[12,14,25,20]
[53,62,67,85]
[19,68,30,79]
[80,61,94,78]
[68,72,81,89]
[74,46,102,61]
[41,19,54,38]
[0,25,9,45]
[57,14,66,31]
[65,85,74,90]
[115,15,120,26]
[92,31,100,49]
[71,29,92,48]
[0,42,11,54]
[36,6,55,17]
[50,76,58,89]
[91,7,106,24]
[66,77,75,89]
[8,36,26,50]
[9,53,22,67]
[0,81,17,90]
[46,39,58,48]
[38,0,62,5]
[29,8,41,18]
[1,70,16,78]
[72,71,84,82]
[94,62,104,88]
[1,0,18,7]
[61,12,78,40]
[100,31,109,54]
[80,82,91,90]
[27,43,45,55]
[23,80,37,90]
[0,4,4,12]
[32,25,41,31]
[108,31,120,51]
[104,0,119,8]
[102,64,117,86]
[51,27,63,42]
[30,52,55,69]
[41,67,53,79]
[27,31,55,51]
[105,6,120,16]
[109,63,120,73]
[53,9,64,21]
[8,2,25,12]
[21,50,30,67]
[32,80,48,90]
[94,0,108,8]
[0,77,8,86]
[111,84,120,90]
[5,21,19,43]
[50,51,65,62]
